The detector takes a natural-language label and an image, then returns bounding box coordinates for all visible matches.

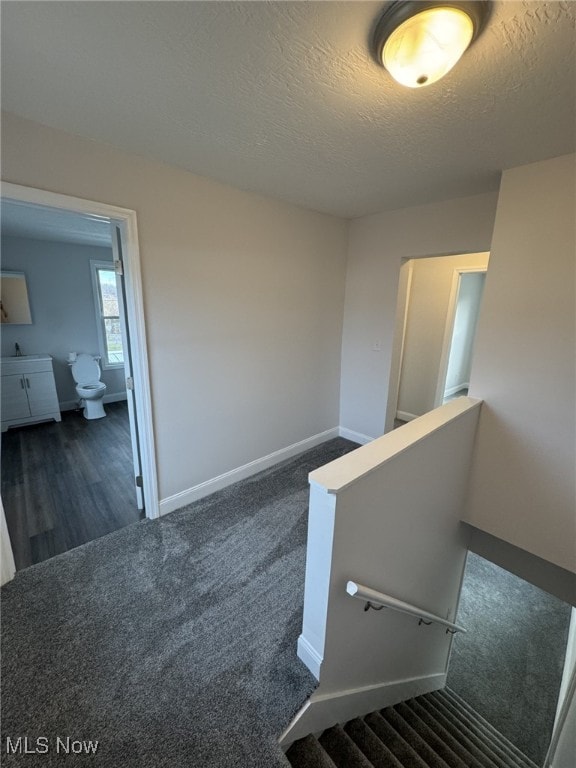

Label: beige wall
[465,154,576,573]
[1,112,348,502]
[340,192,499,439]
[397,252,489,419]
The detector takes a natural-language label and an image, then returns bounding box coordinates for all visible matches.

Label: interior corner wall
[0,235,125,406]
[465,153,576,574]
[340,191,499,439]
[1,112,348,502]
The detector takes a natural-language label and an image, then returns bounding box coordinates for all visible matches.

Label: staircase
[285,688,539,768]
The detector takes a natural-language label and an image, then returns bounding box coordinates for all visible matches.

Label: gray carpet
[1,437,358,767]
[447,552,572,764]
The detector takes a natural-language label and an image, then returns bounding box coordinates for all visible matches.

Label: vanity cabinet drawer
[2,357,54,375]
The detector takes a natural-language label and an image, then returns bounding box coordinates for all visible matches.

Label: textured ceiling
[1,200,112,247]
[1,1,575,218]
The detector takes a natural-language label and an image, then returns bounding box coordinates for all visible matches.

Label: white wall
[397,253,489,418]
[1,112,348,503]
[287,398,482,742]
[465,154,576,574]
[550,608,576,768]
[551,695,576,768]
[0,499,16,586]
[1,235,126,406]
[340,192,498,439]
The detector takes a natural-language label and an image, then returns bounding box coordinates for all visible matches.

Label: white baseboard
[396,410,419,422]
[338,427,374,445]
[444,382,470,397]
[60,393,128,411]
[279,672,446,747]
[159,427,340,516]
[297,635,323,680]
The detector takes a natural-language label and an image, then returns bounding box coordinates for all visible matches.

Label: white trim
[546,609,576,768]
[279,673,446,747]
[338,427,374,445]
[1,182,160,520]
[443,382,470,398]
[546,664,576,768]
[1,498,16,586]
[396,410,419,422]
[159,428,340,515]
[297,635,323,680]
[385,259,414,433]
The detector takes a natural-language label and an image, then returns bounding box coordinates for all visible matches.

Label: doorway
[435,268,487,407]
[0,183,158,570]
[387,252,489,429]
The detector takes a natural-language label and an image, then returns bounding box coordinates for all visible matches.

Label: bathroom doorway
[0,183,158,571]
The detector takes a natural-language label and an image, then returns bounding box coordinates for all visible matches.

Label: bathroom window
[90,261,124,369]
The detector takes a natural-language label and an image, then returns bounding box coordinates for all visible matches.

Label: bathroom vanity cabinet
[1,355,61,432]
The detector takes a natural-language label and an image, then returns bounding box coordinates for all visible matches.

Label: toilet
[70,353,107,420]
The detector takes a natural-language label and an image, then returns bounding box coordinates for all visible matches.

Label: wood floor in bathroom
[2,401,143,571]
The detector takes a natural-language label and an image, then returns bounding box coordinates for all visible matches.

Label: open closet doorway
[386,252,489,429]
[0,183,158,571]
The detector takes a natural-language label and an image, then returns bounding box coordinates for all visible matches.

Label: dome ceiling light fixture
[372,1,491,88]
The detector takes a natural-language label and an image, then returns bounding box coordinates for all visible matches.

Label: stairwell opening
[447,552,573,764]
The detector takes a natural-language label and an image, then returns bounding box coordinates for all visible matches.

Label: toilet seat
[71,354,102,385]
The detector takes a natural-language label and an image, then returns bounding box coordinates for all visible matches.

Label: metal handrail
[346,580,467,634]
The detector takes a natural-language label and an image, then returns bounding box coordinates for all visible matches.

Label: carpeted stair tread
[380,706,456,768]
[418,692,524,768]
[344,718,405,768]
[285,690,539,768]
[286,735,339,768]
[319,724,375,768]
[430,692,534,768]
[413,695,511,768]
[441,690,540,768]
[395,701,488,768]
[364,711,431,768]
[405,698,502,768]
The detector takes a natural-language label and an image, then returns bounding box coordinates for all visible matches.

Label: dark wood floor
[1,402,143,571]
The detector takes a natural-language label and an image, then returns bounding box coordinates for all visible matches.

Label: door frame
[384,259,414,433]
[1,181,160,519]
[433,266,487,408]
[385,253,489,432]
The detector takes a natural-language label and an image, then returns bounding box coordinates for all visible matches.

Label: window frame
[90,259,124,370]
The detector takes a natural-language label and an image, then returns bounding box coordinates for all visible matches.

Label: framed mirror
[1,271,32,324]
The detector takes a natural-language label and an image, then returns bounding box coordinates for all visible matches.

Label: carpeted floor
[1,437,358,767]
[447,552,572,764]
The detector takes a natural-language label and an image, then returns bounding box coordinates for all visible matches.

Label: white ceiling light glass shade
[373,1,491,88]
